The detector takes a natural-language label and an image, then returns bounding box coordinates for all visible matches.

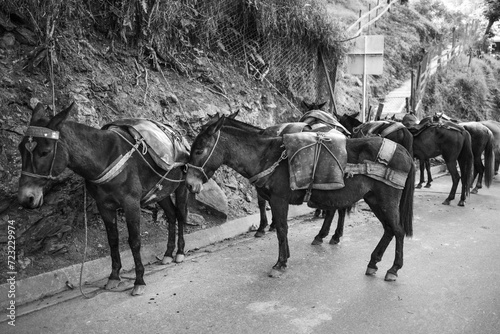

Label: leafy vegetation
[421,54,500,121]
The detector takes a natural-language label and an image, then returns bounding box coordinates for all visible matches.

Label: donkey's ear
[352,111,360,118]
[228,110,239,119]
[48,102,76,130]
[29,102,47,125]
[302,101,311,110]
[317,102,326,110]
[207,114,225,136]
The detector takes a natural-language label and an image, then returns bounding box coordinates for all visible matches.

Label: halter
[21,126,60,180]
[185,130,221,182]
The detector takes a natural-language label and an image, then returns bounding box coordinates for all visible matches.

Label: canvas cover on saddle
[299,110,350,135]
[102,119,190,171]
[283,129,347,191]
[353,121,405,137]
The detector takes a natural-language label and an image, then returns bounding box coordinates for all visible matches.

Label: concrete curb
[0,204,314,317]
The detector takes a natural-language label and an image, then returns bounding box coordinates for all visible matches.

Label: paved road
[382,47,453,117]
[3,174,500,334]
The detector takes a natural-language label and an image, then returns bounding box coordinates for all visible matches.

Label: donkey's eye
[39,151,50,157]
[194,149,204,155]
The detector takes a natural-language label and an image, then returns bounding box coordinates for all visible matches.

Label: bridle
[21,126,60,180]
[185,130,221,183]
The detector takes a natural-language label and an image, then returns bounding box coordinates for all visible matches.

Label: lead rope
[79,182,93,299]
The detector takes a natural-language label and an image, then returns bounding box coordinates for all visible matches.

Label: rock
[0,33,15,49]
[29,97,41,110]
[187,213,205,226]
[225,175,238,190]
[195,179,228,218]
[0,198,12,214]
[165,92,178,104]
[2,77,15,88]
[13,26,36,46]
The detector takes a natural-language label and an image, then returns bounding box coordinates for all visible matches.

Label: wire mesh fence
[193,0,333,105]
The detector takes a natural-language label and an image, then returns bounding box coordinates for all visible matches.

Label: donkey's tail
[400,158,415,237]
[484,129,495,188]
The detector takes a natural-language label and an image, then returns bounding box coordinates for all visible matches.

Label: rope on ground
[79,182,96,299]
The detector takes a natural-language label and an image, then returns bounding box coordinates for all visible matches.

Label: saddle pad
[283,129,347,191]
[103,118,190,171]
[354,121,388,136]
[344,138,406,189]
[262,122,310,136]
[299,110,350,135]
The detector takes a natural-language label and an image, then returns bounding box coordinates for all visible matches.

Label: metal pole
[358,10,362,32]
[368,4,371,35]
[375,103,384,120]
[410,70,415,112]
[319,50,337,115]
[361,36,368,122]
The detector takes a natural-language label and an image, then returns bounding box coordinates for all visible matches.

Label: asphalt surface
[3,173,500,334]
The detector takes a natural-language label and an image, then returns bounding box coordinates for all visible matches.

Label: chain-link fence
[193,0,335,105]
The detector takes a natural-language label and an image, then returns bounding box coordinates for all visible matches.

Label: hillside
[0,0,495,280]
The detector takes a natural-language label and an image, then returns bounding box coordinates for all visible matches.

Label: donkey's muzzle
[18,186,44,208]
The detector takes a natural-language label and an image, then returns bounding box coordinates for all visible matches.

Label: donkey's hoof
[471,188,478,194]
[254,231,265,238]
[131,285,146,296]
[458,200,465,207]
[384,272,398,281]
[425,183,432,188]
[311,238,323,245]
[268,268,285,278]
[416,184,423,189]
[329,237,340,245]
[105,279,121,290]
[442,200,451,205]
[365,267,377,276]
[161,256,174,265]
[175,254,185,263]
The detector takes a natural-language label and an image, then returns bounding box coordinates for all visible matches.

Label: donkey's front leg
[158,197,178,265]
[268,197,290,278]
[98,205,122,291]
[174,184,188,263]
[123,201,146,295]
[254,193,269,238]
[416,159,426,188]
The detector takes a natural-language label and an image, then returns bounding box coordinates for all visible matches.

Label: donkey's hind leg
[122,201,146,295]
[364,194,404,281]
[471,158,483,194]
[99,205,123,290]
[330,208,347,245]
[424,159,433,188]
[312,209,336,245]
[443,161,461,205]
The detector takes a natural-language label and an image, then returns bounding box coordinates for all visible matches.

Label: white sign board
[347,35,384,75]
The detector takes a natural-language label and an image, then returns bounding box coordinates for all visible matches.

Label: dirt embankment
[0,27,301,280]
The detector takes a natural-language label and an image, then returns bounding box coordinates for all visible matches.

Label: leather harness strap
[22,126,60,180]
